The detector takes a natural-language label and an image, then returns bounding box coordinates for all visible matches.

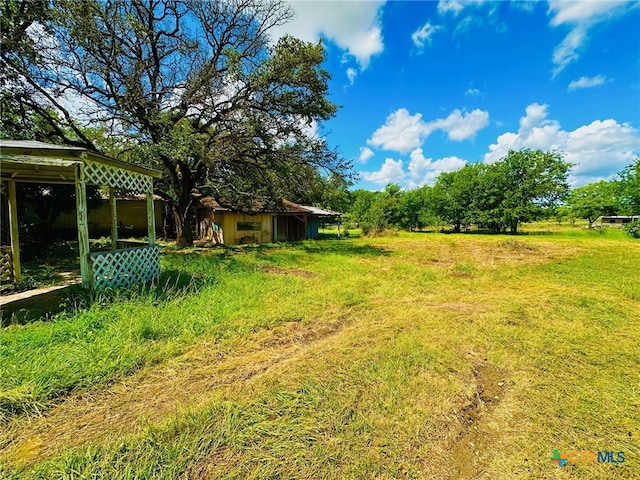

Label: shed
[0,140,162,288]
[194,196,340,245]
[601,215,640,225]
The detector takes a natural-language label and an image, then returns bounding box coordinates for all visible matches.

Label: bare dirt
[259,265,318,278]
[445,359,509,478]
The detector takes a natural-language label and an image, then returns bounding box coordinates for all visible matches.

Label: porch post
[273,215,278,242]
[109,187,118,250]
[146,190,156,245]
[304,214,308,240]
[7,179,21,281]
[75,161,91,288]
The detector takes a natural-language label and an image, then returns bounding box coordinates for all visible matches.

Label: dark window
[237,222,261,231]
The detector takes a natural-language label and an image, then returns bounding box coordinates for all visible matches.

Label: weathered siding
[53,199,164,236]
[221,213,273,245]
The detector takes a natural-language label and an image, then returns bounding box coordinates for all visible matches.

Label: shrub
[624,219,640,238]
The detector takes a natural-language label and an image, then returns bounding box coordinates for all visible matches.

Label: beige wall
[53,199,164,235]
[219,212,273,245]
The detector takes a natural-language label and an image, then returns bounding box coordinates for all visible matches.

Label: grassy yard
[0,226,638,478]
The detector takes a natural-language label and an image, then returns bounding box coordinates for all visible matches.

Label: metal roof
[195,196,341,216]
[195,195,230,212]
[297,204,341,217]
[0,140,86,152]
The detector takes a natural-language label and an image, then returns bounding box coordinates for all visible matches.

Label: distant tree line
[559,158,640,226]
[332,150,639,236]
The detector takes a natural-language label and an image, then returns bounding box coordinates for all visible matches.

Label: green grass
[0,251,290,418]
[1,224,639,478]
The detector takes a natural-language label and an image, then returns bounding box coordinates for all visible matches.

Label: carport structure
[0,140,162,289]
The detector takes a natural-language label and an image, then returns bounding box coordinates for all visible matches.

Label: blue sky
[273,0,640,190]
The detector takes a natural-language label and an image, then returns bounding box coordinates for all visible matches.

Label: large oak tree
[2,0,349,245]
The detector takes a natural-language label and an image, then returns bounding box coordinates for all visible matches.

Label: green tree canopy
[350,149,572,235]
[616,158,640,215]
[494,149,572,233]
[431,163,481,232]
[566,180,619,226]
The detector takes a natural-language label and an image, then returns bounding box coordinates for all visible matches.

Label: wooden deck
[1,283,79,326]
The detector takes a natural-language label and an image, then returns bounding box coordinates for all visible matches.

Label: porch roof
[0,140,161,184]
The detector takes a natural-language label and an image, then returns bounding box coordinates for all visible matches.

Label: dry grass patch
[259,265,318,278]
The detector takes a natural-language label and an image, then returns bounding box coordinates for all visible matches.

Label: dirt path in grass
[0,316,350,469]
[445,360,509,478]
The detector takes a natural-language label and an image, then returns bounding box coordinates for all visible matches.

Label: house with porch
[0,140,162,289]
[194,196,340,245]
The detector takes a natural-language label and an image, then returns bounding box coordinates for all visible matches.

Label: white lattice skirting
[84,160,152,193]
[90,245,160,288]
[0,246,13,282]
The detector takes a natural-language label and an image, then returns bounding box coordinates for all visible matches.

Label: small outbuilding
[194,196,340,245]
[0,140,162,288]
[601,215,640,225]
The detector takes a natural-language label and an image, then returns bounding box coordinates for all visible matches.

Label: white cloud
[551,25,588,77]
[484,103,639,185]
[367,107,490,153]
[437,0,466,16]
[565,120,638,178]
[548,1,630,26]
[408,148,431,179]
[300,118,319,139]
[511,1,537,12]
[408,148,467,187]
[26,22,58,51]
[346,67,357,85]
[485,103,563,164]
[431,155,468,171]
[437,0,503,34]
[273,1,385,72]
[359,147,375,163]
[367,109,432,154]
[411,21,441,49]
[568,74,609,91]
[361,158,406,186]
[431,109,490,141]
[453,14,477,35]
[465,88,481,98]
[360,150,467,189]
[547,1,636,76]
[519,102,549,131]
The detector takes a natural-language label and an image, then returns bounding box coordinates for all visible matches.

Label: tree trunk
[172,203,193,247]
[165,159,198,247]
[510,220,519,234]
